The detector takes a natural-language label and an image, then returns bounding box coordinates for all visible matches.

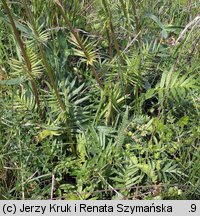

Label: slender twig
[175,15,200,45]
[51,172,55,200]
[122,31,141,54]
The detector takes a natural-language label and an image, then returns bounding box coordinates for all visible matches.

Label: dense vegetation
[0,0,199,200]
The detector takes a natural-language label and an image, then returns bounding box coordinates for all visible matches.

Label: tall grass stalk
[130,0,142,46]
[2,0,41,110]
[23,0,77,155]
[54,0,103,89]
[22,0,65,112]
[102,0,124,65]
[119,0,131,40]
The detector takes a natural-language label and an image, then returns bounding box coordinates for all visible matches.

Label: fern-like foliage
[116,107,129,148]
[156,69,198,104]
[25,23,50,45]
[124,54,143,89]
[10,48,43,79]
[12,89,37,112]
[44,77,93,128]
[96,83,128,125]
[68,33,99,66]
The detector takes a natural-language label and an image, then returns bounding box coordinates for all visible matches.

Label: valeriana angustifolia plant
[0,0,199,200]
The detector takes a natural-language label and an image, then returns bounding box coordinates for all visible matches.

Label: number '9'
[191,204,196,212]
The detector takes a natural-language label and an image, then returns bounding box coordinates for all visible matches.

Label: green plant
[0,0,199,200]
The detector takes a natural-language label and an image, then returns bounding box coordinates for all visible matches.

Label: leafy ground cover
[0,0,199,200]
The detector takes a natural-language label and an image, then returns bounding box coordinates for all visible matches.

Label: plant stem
[54,0,103,89]
[130,0,142,46]
[119,0,131,39]
[2,0,41,110]
[102,0,124,65]
[22,0,65,112]
[106,27,113,60]
[23,0,77,155]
